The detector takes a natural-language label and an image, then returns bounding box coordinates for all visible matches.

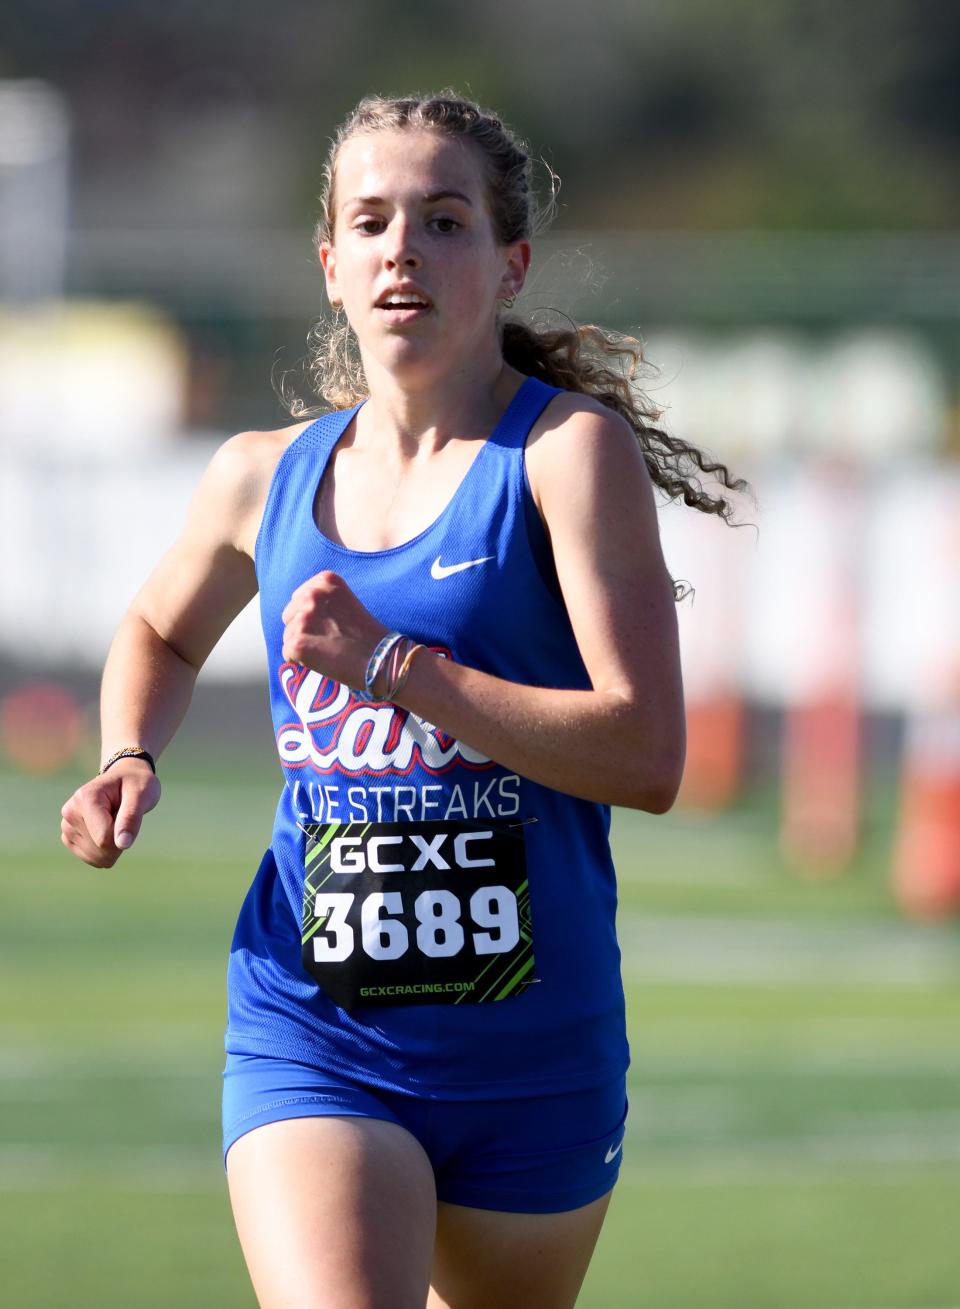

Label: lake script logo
[275,665,494,776]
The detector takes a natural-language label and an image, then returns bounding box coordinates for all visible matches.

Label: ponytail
[500,316,750,524]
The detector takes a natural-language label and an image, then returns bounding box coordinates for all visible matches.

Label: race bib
[300,819,535,1008]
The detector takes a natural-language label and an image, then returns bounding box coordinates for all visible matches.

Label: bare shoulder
[525,390,652,518]
[209,420,313,502]
[198,420,314,553]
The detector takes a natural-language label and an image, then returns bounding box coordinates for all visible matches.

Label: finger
[61,819,117,869]
[283,571,341,621]
[283,591,322,628]
[281,628,308,665]
[61,785,97,828]
[115,769,162,849]
[62,782,122,859]
[114,793,145,850]
[61,824,95,862]
[82,785,119,849]
[283,607,317,650]
[60,812,84,841]
[282,590,321,627]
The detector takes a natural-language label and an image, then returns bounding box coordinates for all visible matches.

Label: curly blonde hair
[283,91,750,550]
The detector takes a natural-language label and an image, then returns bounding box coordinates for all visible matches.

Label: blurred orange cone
[893,472,960,918]
[781,681,861,873]
[893,707,960,919]
[668,495,751,815]
[779,467,862,875]
[681,694,744,811]
[0,681,86,774]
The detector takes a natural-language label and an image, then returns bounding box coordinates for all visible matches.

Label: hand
[281,571,388,687]
[60,761,161,868]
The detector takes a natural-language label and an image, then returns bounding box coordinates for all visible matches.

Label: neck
[356,349,523,455]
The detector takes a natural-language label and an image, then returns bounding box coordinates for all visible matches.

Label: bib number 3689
[300,820,534,1009]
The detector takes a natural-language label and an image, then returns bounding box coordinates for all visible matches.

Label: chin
[376,340,459,381]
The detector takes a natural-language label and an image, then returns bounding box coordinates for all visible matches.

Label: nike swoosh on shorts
[604,1139,624,1164]
[430,555,495,580]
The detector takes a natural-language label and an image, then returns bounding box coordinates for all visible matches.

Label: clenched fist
[281,571,388,687]
[61,760,161,868]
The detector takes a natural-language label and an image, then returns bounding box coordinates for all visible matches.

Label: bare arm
[282,399,685,812]
[61,430,286,866]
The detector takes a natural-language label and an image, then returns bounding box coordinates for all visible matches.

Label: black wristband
[100,747,157,776]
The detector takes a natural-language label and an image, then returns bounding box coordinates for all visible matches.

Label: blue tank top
[226,375,629,1098]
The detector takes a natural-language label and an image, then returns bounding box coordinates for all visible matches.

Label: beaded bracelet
[364,632,406,702]
[100,746,157,776]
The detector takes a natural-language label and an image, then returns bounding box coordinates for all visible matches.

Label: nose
[383,216,421,270]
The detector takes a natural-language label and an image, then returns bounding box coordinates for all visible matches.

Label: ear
[319,241,342,307]
[498,240,532,302]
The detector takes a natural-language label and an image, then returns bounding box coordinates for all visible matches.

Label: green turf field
[3,754,958,1308]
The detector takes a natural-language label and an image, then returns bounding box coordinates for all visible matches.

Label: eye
[353,217,386,235]
[429,216,461,234]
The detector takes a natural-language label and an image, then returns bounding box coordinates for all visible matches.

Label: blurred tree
[3,0,957,230]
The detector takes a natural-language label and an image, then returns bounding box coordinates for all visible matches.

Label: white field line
[0,1021,217,1068]
[3,1054,958,1083]
[629,1088,960,1137]
[0,1144,223,1191]
[620,1128,960,1185]
[631,1047,960,1075]
[617,912,960,985]
[3,1014,960,1082]
[617,861,765,886]
[4,1108,960,1192]
[0,773,273,859]
[3,1045,960,1084]
[626,1097,960,1161]
[619,1091,960,1182]
[0,1054,217,1082]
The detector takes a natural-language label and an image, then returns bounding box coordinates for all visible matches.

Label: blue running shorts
[222,1053,627,1214]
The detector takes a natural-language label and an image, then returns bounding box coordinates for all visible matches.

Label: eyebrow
[343,190,474,209]
[424,190,473,205]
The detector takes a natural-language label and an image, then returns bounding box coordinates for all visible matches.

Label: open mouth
[375,290,433,320]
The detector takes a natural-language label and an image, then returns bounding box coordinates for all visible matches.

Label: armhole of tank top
[254,425,309,574]
[253,412,344,574]
[518,425,566,608]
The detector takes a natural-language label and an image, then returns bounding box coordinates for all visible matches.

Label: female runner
[61,92,746,1309]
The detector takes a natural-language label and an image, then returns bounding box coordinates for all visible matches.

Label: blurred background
[1,2,959,1306]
